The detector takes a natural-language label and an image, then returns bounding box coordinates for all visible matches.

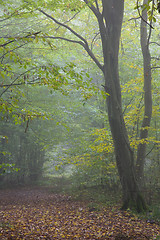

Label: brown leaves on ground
[0,187,159,239]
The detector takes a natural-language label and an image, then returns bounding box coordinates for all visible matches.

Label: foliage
[0,121,45,184]
[0,188,160,239]
[0,0,160,211]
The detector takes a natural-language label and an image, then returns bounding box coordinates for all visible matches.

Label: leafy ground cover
[0,187,159,239]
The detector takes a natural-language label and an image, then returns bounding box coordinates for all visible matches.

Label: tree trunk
[100,0,147,211]
[136,0,152,186]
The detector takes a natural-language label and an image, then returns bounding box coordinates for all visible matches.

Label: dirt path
[0,187,159,239]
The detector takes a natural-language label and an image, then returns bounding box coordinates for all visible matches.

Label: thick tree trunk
[101,0,146,211]
[136,0,152,186]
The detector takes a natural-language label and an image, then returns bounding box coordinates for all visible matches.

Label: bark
[136,0,152,186]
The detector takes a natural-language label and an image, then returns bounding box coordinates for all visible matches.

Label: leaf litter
[0,187,159,239]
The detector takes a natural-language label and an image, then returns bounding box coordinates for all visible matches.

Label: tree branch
[151,66,160,69]
[95,0,100,11]
[39,9,103,71]
[0,79,41,88]
[136,0,154,29]
[0,43,28,64]
[44,36,103,71]
[91,32,100,51]
[151,57,160,60]
[147,0,154,45]
[44,36,83,45]
[83,0,107,67]
[149,41,160,46]
[83,0,100,18]
[0,31,41,47]
[55,11,80,31]
[39,9,87,43]
[0,67,38,97]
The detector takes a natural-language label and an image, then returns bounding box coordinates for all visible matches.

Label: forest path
[0,187,159,239]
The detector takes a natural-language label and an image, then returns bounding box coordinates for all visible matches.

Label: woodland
[0,0,160,239]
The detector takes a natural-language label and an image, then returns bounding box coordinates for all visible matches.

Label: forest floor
[0,187,159,239]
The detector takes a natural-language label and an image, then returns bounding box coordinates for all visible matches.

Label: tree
[98,0,147,211]
[2,0,158,211]
[136,0,152,187]
[35,0,147,211]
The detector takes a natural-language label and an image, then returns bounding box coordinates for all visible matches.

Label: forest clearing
[0,187,160,239]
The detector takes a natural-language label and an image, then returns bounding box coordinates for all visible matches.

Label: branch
[83,0,100,18]
[0,67,38,97]
[94,0,100,12]
[122,96,135,115]
[149,41,160,46]
[44,36,84,45]
[55,11,80,31]
[151,66,160,69]
[147,0,154,45]
[0,43,28,64]
[145,143,156,157]
[83,0,108,63]
[83,41,104,71]
[39,9,87,43]
[45,36,103,71]
[136,0,154,29]
[0,31,41,47]
[39,9,103,71]
[91,32,100,51]
[128,17,141,21]
[151,57,160,60]
[0,11,19,22]
[0,79,41,87]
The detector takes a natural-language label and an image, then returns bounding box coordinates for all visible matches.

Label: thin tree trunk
[136,0,152,186]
